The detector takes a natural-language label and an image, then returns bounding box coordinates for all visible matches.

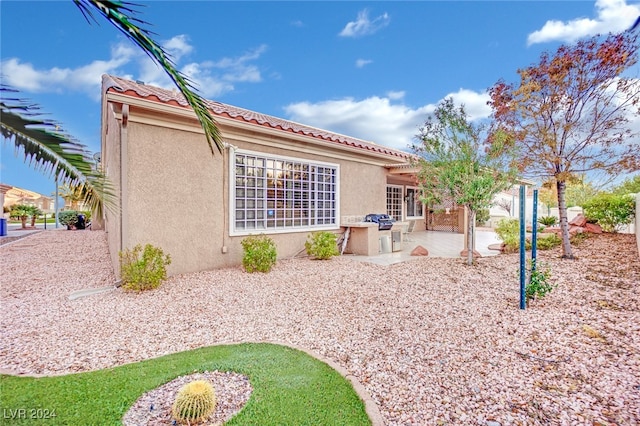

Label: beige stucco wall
[102,103,123,276]
[103,95,406,276]
[125,123,226,275]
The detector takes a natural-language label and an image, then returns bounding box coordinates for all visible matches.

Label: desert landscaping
[1,229,638,425]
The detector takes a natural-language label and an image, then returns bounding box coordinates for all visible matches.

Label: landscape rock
[585,223,603,234]
[459,248,482,258]
[410,245,429,256]
[569,214,588,227]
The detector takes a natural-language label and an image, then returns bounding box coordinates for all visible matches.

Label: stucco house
[100,75,430,276]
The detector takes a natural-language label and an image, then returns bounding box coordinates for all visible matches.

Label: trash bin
[0,218,6,236]
[380,235,391,253]
[76,214,86,230]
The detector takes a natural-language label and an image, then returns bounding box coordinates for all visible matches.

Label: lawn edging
[0,341,383,425]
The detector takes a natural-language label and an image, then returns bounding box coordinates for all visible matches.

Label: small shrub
[172,380,217,424]
[535,234,561,250]
[537,215,557,226]
[583,193,635,232]
[241,234,277,273]
[305,231,339,260]
[570,232,590,245]
[119,244,171,291]
[495,218,531,253]
[526,260,556,305]
[58,210,79,227]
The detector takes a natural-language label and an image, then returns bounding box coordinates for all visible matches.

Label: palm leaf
[0,86,116,215]
[73,0,223,155]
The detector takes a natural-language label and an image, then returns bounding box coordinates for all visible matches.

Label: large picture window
[232,151,338,233]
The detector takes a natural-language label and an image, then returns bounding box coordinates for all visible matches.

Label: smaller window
[405,187,424,219]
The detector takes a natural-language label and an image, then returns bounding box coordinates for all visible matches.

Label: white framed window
[405,186,424,219]
[386,185,403,221]
[231,150,339,234]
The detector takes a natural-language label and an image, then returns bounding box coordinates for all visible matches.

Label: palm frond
[73,0,223,155]
[0,86,116,214]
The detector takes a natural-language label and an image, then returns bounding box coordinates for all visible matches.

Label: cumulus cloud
[339,9,390,37]
[283,88,492,151]
[355,59,373,68]
[527,0,640,45]
[444,89,492,121]
[0,43,136,97]
[1,36,267,100]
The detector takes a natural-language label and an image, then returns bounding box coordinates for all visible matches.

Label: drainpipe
[222,142,238,255]
[120,103,129,259]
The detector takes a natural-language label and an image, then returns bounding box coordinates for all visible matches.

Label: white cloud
[283,89,492,151]
[527,0,640,45]
[444,89,492,121]
[1,36,267,101]
[339,9,390,38]
[0,43,136,98]
[387,91,405,100]
[355,59,373,68]
[163,35,194,61]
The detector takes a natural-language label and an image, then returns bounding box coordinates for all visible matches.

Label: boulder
[569,214,588,227]
[584,222,603,234]
[542,226,561,234]
[410,245,429,256]
[460,248,482,258]
[569,225,585,236]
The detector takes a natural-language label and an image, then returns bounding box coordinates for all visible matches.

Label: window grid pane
[387,186,402,221]
[234,153,337,231]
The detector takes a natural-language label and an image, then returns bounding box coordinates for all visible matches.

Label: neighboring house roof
[102,75,411,162]
[1,184,52,209]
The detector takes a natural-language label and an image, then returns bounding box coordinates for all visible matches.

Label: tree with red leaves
[488,31,640,259]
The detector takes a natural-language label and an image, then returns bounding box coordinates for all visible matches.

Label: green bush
[58,210,79,227]
[241,234,277,273]
[583,193,635,232]
[119,244,171,291]
[305,231,339,260]
[475,209,490,227]
[537,215,557,226]
[535,233,561,250]
[526,260,556,305]
[495,218,531,253]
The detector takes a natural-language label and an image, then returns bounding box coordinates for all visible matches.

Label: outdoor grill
[364,213,394,230]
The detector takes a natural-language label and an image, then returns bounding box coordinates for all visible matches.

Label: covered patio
[344,228,502,266]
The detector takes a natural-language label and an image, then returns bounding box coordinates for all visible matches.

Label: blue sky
[1,0,639,197]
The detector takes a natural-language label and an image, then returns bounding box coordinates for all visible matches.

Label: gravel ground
[1,230,638,425]
[122,371,252,425]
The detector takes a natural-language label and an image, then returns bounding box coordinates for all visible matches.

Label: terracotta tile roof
[102,75,410,161]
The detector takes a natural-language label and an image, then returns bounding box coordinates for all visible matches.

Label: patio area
[346,228,502,266]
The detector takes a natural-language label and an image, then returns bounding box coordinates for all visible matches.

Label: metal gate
[426,200,461,232]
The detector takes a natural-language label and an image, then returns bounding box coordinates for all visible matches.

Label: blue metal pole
[519,185,526,310]
[531,189,538,275]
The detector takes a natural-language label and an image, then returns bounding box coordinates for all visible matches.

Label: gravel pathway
[1,230,638,425]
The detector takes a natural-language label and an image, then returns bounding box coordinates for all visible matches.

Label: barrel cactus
[171,380,217,424]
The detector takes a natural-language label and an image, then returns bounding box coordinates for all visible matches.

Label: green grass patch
[0,343,370,425]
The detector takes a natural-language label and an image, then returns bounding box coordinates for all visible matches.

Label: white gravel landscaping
[1,230,638,425]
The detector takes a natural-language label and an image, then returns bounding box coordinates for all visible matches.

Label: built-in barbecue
[364,213,394,230]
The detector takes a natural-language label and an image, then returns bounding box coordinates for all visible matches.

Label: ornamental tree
[488,31,640,259]
[413,98,519,265]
